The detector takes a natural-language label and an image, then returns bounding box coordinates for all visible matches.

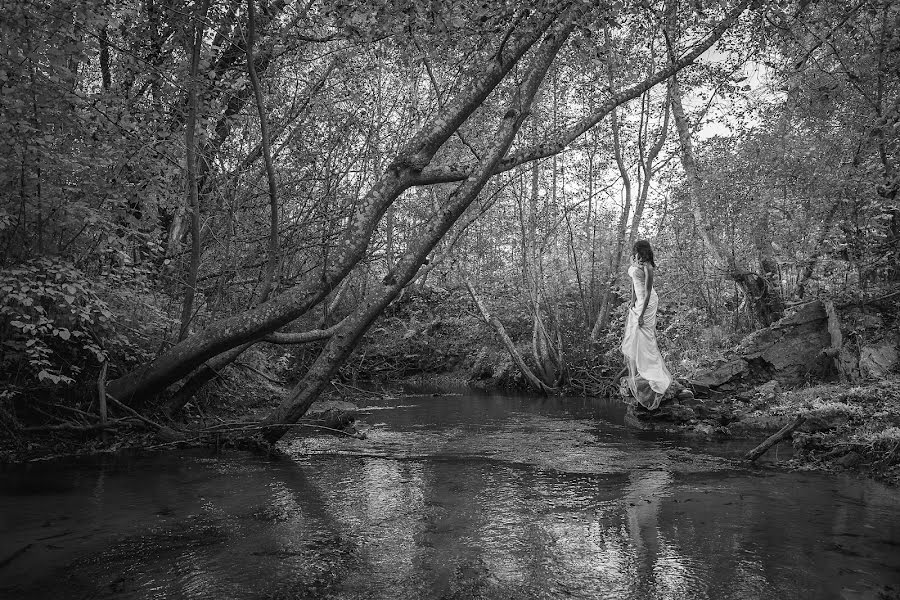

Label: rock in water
[304,400,360,434]
[624,401,696,432]
[621,377,707,432]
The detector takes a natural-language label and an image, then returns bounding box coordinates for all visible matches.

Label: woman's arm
[638,264,654,326]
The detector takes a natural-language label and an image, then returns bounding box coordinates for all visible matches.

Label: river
[1,390,899,599]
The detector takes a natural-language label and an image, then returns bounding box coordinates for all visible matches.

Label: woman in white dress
[620,240,672,410]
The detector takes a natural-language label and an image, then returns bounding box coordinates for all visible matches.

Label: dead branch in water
[107,394,184,442]
[745,414,806,462]
[195,421,363,438]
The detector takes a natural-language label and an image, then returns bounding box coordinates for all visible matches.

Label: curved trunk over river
[260,14,575,441]
[106,12,559,405]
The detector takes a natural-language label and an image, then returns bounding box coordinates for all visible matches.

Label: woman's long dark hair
[633,239,656,267]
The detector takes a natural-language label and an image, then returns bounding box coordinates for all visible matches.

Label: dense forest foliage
[1,0,897,443]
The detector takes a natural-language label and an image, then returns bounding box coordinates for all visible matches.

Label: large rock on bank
[859,343,899,378]
[694,301,833,392]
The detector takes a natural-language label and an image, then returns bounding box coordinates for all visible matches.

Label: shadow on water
[1,390,899,599]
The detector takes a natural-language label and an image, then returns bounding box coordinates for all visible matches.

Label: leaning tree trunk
[468,281,555,394]
[667,49,783,326]
[258,12,577,443]
[164,0,285,414]
[106,13,558,406]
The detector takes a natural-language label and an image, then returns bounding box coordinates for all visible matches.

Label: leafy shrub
[0,258,117,389]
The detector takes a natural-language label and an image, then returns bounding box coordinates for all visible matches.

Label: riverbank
[3,356,898,488]
[0,380,374,466]
[625,377,900,486]
[738,379,900,485]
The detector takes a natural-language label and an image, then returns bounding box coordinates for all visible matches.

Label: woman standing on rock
[621,240,672,410]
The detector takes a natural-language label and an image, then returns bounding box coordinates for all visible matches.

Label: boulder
[645,401,696,423]
[304,400,359,433]
[622,377,707,431]
[625,406,691,431]
[859,343,898,378]
[695,358,749,389]
[694,301,832,391]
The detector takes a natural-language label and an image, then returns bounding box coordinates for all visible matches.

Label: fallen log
[465,279,554,395]
[19,422,120,434]
[301,400,364,438]
[745,413,806,462]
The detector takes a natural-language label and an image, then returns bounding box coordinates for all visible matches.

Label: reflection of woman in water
[625,470,670,571]
[620,240,672,410]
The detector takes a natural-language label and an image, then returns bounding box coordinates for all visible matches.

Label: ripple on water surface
[1,391,899,599]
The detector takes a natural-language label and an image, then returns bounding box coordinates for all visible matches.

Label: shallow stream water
[1,391,899,599]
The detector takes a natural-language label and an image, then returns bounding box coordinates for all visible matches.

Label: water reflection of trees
[335,460,900,599]
[4,451,900,599]
[177,449,900,599]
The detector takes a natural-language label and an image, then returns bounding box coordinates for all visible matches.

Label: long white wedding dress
[620,263,672,410]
